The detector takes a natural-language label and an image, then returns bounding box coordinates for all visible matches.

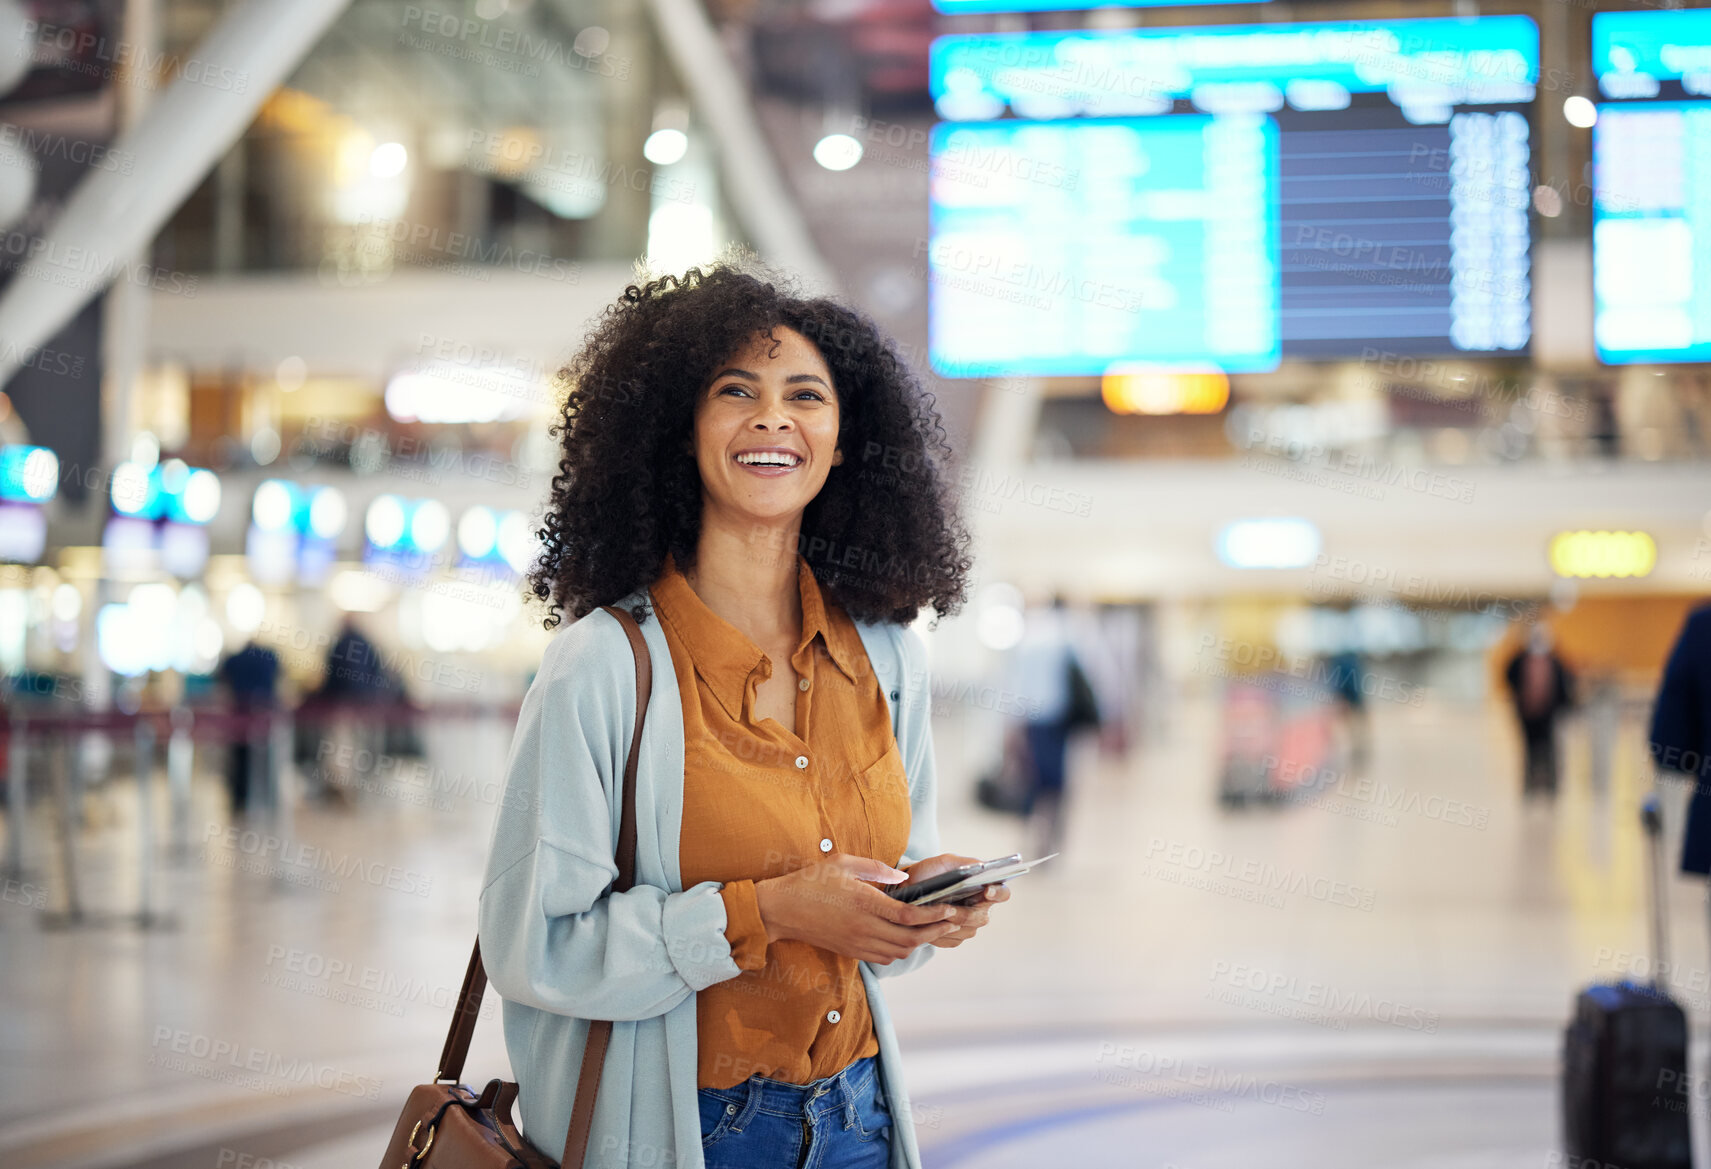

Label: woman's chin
[708,488,816,528]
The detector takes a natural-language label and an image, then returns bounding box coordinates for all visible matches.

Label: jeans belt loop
[837,1064,857,1128]
[732,1076,760,1133]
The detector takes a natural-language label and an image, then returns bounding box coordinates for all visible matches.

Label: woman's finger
[875,894,960,927]
[870,917,951,949]
[941,903,992,929]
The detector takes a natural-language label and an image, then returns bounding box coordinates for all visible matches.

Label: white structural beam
[643,0,836,294]
[0,0,354,388]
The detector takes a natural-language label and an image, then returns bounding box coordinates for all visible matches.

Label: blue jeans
[696,1054,892,1169]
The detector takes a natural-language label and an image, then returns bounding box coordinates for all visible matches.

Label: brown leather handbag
[380,605,651,1169]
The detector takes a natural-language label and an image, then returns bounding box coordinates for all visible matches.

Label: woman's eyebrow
[709,369,832,390]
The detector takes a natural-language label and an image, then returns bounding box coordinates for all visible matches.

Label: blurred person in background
[314,614,391,804]
[1651,604,1711,881]
[1325,644,1370,773]
[1002,592,1099,857]
[217,637,280,814]
[378,665,425,759]
[477,263,1003,1169]
[323,614,390,698]
[1504,622,1576,798]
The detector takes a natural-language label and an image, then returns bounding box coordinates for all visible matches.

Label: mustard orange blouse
[649,550,913,1090]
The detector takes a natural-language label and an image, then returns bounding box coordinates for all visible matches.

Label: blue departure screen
[925,17,1537,376]
[929,117,1279,376]
[1592,12,1711,364]
[1594,9,1711,94]
[934,0,1269,11]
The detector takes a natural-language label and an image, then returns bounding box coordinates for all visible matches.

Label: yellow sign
[1101,368,1230,415]
[1548,530,1656,579]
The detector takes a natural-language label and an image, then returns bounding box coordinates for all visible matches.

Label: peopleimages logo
[1269,758,1491,830]
[201,824,434,897]
[1093,1043,1328,1115]
[399,7,630,79]
[19,20,250,92]
[1143,837,1377,911]
[1207,961,1441,1033]
[150,1027,382,1099]
[1196,634,1426,708]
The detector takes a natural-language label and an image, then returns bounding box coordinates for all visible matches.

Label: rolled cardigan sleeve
[867,624,944,982]
[477,613,744,1022]
[715,879,770,971]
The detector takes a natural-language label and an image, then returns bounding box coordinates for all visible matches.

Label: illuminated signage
[1217,518,1322,569]
[933,0,1270,11]
[111,459,220,524]
[0,445,58,503]
[930,19,1538,117]
[1102,368,1230,415]
[1548,530,1656,579]
[1592,11,1711,362]
[927,16,1536,375]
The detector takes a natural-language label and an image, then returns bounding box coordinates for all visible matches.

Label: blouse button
[819,837,833,853]
[795,755,808,770]
[827,1009,841,1024]
[890,690,899,702]
[799,677,811,691]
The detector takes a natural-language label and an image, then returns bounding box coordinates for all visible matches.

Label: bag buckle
[406,1119,436,1165]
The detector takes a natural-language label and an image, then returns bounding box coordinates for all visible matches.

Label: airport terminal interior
[3,0,1711,1166]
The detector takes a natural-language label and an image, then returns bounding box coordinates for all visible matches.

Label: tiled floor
[1,683,1702,1168]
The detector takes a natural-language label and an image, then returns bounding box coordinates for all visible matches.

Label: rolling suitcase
[1562,795,1694,1169]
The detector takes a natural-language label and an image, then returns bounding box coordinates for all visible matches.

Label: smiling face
[692,326,843,531]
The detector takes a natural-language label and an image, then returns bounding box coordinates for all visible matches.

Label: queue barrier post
[167,707,194,863]
[134,717,161,927]
[4,711,25,880]
[270,708,295,868]
[48,733,84,925]
[246,708,268,818]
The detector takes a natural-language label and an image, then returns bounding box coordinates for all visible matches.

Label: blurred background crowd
[1,0,1710,1166]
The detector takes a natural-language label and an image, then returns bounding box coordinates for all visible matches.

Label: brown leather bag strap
[435,937,487,1082]
[430,602,654,1169]
[603,605,650,897]
[562,603,651,1169]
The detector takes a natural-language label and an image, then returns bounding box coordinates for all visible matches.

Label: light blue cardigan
[477,588,942,1169]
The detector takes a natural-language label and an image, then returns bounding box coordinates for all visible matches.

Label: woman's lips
[732,453,802,477]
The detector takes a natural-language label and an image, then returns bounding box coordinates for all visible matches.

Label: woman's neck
[684,513,802,646]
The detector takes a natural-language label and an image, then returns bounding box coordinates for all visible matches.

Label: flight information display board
[930,116,1279,376]
[926,17,1537,376]
[934,0,1271,11]
[1592,11,1711,363]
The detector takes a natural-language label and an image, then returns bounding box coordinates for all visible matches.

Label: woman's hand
[897,853,1011,949]
[753,853,964,965]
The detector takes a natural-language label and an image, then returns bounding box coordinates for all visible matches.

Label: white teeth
[736,452,801,467]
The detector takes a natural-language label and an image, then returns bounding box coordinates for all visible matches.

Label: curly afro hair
[528,261,973,630]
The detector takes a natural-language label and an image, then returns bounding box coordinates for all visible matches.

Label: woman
[478,263,1005,1169]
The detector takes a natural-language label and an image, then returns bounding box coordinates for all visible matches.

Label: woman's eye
[714,385,826,402]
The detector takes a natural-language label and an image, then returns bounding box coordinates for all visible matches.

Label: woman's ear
[833,447,843,466]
